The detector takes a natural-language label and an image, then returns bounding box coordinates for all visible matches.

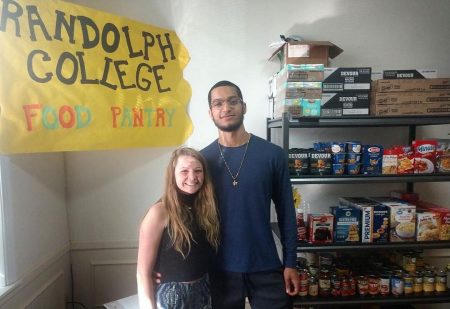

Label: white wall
[62,0,450,307]
[0,153,70,308]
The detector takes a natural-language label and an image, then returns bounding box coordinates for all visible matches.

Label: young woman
[137,147,220,308]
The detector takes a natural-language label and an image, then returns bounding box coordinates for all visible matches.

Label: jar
[402,253,416,273]
[348,275,356,296]
[319,269,331,297]
[368,275,380,296]
[423,270,435,293]
[404,273,414,295]
[298,268,309,285]
[331,274,341,297]
[308,276,318,297]
[380,274,390,296]
[341,275,349,297]
[391,275,404,296]
[319,253,333,269]
[357,275,368,296]
[413,271,423,294]
[308,263,319,276]
[435,270,447,293]
[447,263,450,289]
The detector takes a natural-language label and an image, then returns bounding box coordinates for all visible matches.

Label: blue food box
[361,145,383,175]
[330,206,361,242]
[338,197,390,243]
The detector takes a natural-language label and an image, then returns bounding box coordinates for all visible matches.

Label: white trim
[0,243,70,305]
[22,271,64,308]
[0,157,7,287]
[71,240,138,251]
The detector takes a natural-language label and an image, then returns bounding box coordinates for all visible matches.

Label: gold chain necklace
[218,133,251,187]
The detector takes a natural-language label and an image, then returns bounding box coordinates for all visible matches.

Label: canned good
[380,274,390,296]
[368,275,380,296]
[404,274,414,295]
[436,270,447,293]
[308,276,318,297]
[423,271,435,293]
[391,275,404,296]
[413,271,423,294]
[357,275,369,296]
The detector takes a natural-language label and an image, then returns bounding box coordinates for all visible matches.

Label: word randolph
[22,104,175,131]
[0,0,176,92]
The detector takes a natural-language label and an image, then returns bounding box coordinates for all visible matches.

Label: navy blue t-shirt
[201,134,297,273]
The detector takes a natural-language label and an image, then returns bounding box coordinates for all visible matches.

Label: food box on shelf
[382,69,438,79]
[330,206,361,242]
[415,200,450,240]
[321,92,370,117]
[323,67,372,92]
[370,91,450,116]
[369,197,416,242]
[308,213,334,244]
[371,78,450,92]
[338,197,390,243]
[416,211,441,241]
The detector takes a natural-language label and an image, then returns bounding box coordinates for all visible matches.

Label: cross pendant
[232,180,238,186]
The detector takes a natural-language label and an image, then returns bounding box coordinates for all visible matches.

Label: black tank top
[154,193,214,283]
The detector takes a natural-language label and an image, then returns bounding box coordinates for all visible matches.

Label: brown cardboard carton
[370,91,450,116]
[372,78,450,92]
[269,41,343,66]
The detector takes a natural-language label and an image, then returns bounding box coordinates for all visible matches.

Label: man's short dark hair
[207,80,243,107]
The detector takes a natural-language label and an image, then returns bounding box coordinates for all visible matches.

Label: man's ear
[208,108,213,119]
[243,102,247,114]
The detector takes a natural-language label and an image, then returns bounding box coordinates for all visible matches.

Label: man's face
[209,86,246,132]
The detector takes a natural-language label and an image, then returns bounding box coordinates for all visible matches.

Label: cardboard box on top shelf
[321,92,370,117]
[370,91,450,116]
[323,67,372,92]
[269,41,343,67]
[372,78,450,92]
[383,69,438,80]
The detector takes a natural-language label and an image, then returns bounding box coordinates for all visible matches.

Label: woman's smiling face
[174,155,204,194]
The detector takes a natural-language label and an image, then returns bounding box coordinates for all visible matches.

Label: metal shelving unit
[267,114,450,308]
[292,291,450,307]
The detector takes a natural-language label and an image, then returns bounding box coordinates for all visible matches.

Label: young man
[201,80,299,308]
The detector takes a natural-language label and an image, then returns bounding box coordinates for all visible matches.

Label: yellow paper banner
[0,0,192,153]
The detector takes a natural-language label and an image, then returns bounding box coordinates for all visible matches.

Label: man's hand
[283,267,300,296]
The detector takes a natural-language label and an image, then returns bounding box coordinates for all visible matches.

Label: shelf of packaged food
[270,223,450,252]
[289,173,450,184]
[292,290,450,307]
[295,240,450,252]
[267,115,450,129]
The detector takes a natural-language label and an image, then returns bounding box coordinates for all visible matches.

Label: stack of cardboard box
[321,67,372,117]
[371,70,450,116]
[268,40,343,118]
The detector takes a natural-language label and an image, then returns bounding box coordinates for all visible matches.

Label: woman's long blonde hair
[162,147,219,258]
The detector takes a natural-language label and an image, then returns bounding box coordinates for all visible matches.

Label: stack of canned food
[296,251,449,298]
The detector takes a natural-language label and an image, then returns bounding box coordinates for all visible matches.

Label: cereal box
[416,211,441,241]
[308,213,334,244]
